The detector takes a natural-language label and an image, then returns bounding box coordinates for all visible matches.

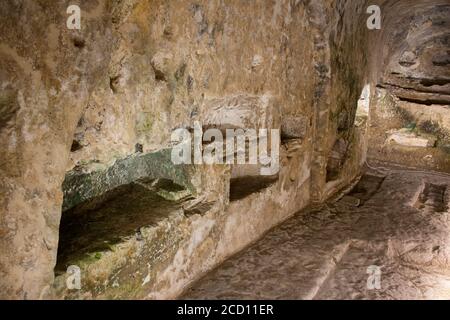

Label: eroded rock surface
[183,164,450,300]
[0,0,449,300]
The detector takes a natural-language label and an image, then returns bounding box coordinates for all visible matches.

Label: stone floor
[182,164,450,300]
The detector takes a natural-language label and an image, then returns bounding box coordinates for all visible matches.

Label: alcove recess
[199,94,284,202]
[55,148,203,274]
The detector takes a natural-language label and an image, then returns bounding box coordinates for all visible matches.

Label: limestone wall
[366,1,450,172]
[1,0,378,299]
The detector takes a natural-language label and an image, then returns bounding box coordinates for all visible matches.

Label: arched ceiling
[372,0,450,103]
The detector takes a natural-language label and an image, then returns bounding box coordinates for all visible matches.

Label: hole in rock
[135,143,143,153]
[55,177,193,274]
[347,174,385,205]
[229,175,278,202]
[414,182,447,213]
[70,140,83,152]
[109,75,120,93]
[73,37,85,49]
[419,78,450,87]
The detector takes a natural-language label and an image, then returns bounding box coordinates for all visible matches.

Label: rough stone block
[200,94,280,131]
[387,129,436,148]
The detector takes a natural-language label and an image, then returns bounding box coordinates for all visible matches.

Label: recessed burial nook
[199,94,281,200]
[56,148,208,273]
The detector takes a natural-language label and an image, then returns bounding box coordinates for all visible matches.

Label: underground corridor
[0,0,450,301]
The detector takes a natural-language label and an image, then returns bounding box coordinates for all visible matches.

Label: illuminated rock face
[0,0,448,299]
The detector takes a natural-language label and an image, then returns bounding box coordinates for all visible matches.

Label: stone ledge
[62,148,196,212]
[386,129,437,148]
[200,94,280,131]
